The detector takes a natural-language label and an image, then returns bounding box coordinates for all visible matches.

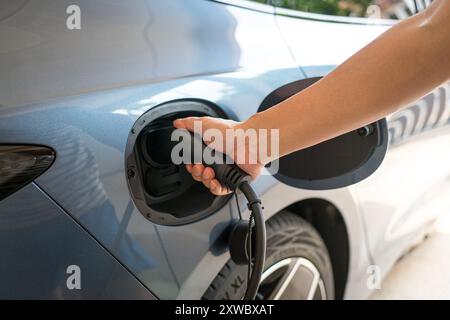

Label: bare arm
[244,0,450,158]
[174,0,450,195]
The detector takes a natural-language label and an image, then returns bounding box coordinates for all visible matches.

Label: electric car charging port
[125,100,231,226]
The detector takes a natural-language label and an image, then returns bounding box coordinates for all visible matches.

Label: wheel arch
[280,198,350,300]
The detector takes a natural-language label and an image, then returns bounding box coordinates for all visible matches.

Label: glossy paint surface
[353,83,450,282]
[0,0,303,298]
[1,0,449,300]
[0,183,155,299]
[274,6,391,77]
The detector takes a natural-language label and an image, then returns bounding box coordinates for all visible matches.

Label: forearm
[244,0,450,162]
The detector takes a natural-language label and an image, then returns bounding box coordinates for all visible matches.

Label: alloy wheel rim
[257,257,327,300]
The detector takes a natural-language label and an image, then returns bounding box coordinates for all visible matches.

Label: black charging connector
[180,131,267,300]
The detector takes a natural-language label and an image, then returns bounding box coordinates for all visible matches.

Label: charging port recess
[125,99,232,226]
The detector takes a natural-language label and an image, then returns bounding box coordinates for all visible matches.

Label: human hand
[173,116,263,195]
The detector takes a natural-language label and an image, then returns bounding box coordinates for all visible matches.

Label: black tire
[202,211,334,300]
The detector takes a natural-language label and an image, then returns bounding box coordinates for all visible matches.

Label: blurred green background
[249,0,388,18]
[276,0,373,17]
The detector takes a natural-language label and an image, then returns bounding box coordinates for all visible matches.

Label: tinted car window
[247,0,433,20]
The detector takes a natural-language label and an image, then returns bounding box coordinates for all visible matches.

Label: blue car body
[1,0,449,299]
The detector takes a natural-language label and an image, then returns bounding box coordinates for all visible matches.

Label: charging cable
[184,132,267,300]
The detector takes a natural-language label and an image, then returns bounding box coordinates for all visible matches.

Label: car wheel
[202,211,334,300]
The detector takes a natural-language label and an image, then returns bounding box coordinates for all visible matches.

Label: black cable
[239,181,266,300]
[234,192,243,220]
[236,191,253,296]
[183,131,266,300]
[247,212,254,291]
